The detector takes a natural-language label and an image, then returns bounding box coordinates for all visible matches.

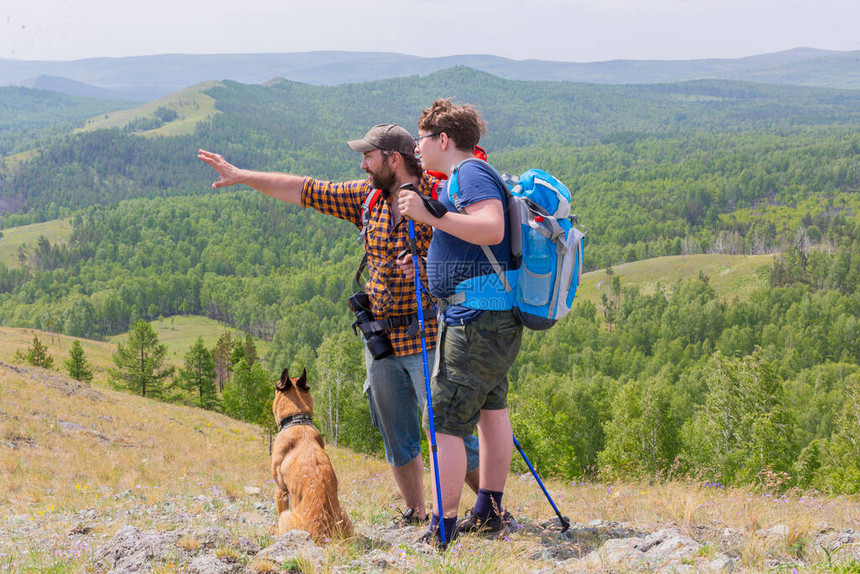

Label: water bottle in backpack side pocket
[519,216,554,307]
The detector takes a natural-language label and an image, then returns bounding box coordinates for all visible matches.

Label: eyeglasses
[413,133,440,146]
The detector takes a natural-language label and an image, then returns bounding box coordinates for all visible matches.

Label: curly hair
[418,98,486,152]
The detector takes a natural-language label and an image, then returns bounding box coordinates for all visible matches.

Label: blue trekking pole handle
[513,434,570,532]
[408,219,446,545]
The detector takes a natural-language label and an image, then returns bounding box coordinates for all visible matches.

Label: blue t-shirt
[427,160,513,325]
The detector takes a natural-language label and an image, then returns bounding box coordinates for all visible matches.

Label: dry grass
[1,321,267,384]
[0,326,115,382]
[2,362,860,572]
[501,479,860,571]
[0,365,268,516]
[572,479,859,533]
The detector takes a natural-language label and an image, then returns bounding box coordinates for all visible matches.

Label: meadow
[1,316,266,384]
[576,253,774,305]
[78,81,221,138]
[107,315,270,369]
[0,219,73,269]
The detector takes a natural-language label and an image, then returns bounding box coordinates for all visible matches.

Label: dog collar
[278,413,315,432]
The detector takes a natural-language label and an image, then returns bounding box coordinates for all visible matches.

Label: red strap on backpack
[363,188,383,221]
[426,146,487,181]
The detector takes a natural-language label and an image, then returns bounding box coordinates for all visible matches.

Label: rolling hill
[577,253,774,305]
[0,218,73,268]
[0,86,135,157]
[3,67,860,231]
[2,48,860,101]
[78,80,221,137]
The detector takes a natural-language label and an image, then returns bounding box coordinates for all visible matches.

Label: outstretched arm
[197,149,305,205]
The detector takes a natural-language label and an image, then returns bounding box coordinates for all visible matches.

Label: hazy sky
[2,0,858,63]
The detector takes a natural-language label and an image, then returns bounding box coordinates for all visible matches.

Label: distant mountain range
[1,48,859,101]
[12,75,129,101]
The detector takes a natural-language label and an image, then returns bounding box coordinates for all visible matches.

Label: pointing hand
[198,149,244,189]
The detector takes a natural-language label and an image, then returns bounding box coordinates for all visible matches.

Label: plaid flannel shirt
[301,174,439,357]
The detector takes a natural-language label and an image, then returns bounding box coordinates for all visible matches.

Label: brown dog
[271,368,353,543]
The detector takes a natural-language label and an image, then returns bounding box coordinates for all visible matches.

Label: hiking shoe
[417,525,457,551]
[394,507,428,527]
[456,509,505,534]
[502,509,523,532]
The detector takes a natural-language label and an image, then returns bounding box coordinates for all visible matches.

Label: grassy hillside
[1,316,268,380]
[79,80,221,137]
[0,218,73,267]
[0,326,115,381]
[107,315,270,365]
[2,362,859,572]
[578,253,775,305]
[0,360,302,570]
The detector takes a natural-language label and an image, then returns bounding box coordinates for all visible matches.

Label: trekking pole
[407,218,447,545]
[513,434,570,532]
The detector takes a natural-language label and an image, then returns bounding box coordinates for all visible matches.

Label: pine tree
[221,359,270,426]
[109,320,174,398]
[179,337,218,409]
[65,340,93,382]
[601,267,621,332]
[243,333,258,367]
[212,332,234,392]
[26,335,54,369]
[230,341,246,367]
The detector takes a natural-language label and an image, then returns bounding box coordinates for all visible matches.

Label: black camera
[348,292,394,360]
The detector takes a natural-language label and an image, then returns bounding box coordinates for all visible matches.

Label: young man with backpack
[399,100,523,546]
[198,124,479,526]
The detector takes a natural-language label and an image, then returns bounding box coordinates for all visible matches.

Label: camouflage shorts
[423,310,523,437]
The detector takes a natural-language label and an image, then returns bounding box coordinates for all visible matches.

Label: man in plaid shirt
[198,124,479,526]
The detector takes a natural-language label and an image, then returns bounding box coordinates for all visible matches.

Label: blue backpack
[444,159,586,330]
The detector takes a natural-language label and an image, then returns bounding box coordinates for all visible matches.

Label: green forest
[0,86,132,157]
[1,67,859,493]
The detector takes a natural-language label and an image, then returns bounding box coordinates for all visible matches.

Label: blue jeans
[365,346,479,471]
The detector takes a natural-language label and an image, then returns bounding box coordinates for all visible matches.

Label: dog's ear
[296,368,310,391]
[276,368,292,391]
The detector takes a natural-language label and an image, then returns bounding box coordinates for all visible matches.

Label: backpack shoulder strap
[357,182,435,288]
[360,188,383,239]
[355,188,383,288]
[447,159,514,294]
[448,158,511,207]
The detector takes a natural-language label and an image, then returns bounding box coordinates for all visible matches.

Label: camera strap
[354,313,415,336]
[355,311,443,339]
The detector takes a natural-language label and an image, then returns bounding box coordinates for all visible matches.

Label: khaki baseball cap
[347,123,415,156]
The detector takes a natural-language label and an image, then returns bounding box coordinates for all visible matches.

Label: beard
[367,162,396,193]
